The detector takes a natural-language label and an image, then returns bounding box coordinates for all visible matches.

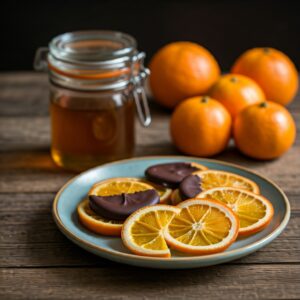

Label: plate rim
[52,155,291,263]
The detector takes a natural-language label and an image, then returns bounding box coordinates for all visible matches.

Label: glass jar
[34,31,151,171]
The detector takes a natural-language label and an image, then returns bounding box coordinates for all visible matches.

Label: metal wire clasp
[34,47,49,71]
[132,52,151,127]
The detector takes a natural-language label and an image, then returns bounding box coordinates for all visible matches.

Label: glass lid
[34,30,149,92]
[49,30,137,66]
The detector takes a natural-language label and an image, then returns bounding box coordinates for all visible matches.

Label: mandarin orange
[149,42,220,109]
[170,96,231,156]
[209,74,265,118]
[232,47,298,106]
[233,101,296,159]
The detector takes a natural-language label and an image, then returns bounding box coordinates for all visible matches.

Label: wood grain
[1,146,299,193]
[0,72,299,299]
[1,73,300,116]
[1,265,299,300]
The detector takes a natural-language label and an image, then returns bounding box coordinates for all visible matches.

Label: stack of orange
[149,43,297,160]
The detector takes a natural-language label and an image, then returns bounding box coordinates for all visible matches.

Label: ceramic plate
[52,156,290,269]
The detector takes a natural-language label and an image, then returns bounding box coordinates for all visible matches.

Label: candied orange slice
[89,177,153,196]
[194,170,260,193]
[197,187,274,236]
[89,177,172,203]
[121,205,180,257]
[164,199,239,255]
[77,199,123,236]
[179,170,260,200]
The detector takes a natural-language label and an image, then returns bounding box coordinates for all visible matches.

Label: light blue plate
[52,156,290,269]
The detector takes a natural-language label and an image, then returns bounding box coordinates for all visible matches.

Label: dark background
[1,0,300,71]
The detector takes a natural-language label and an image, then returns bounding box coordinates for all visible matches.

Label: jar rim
[49,30,137,67]
[35,30,149,92]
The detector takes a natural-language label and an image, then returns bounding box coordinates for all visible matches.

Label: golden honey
[50,93,135,171]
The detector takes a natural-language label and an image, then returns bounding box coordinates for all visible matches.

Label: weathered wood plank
[0,168,74,193]
[0,117,50,151]
[0,193,299,267]
[0,72,49,117]
[0,72,300,116]
[1,146,299,193]
[1,265,299,300]
[1,231,298,267]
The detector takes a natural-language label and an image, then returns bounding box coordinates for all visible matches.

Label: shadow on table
[214,145,274,167]
[0,148,59,170]
[135,143,273,169]
[24,205,113,267]
[1,145,275,172]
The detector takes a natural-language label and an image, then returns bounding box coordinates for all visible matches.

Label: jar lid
[49,30,137,68]
[34,30,149,92]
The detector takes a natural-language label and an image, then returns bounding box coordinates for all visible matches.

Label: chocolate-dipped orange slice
[88,178,160,221]
[179,170,260,200]
[77,199,123,236]
[145,162,207,189]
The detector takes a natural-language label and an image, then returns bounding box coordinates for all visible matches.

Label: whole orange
[170,96,231,156]
[209,74,266,119]
[233,101,296,159]
[231,47,298,106]
[149,42,220,109]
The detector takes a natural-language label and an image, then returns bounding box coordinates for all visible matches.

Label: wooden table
[0,72,299,299]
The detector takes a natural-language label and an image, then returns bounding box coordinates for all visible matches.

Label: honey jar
[34,31,151,171]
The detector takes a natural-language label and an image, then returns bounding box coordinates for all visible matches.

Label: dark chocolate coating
[89,189,159,220]
[179,174,202,200]
[145,162,200,188]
